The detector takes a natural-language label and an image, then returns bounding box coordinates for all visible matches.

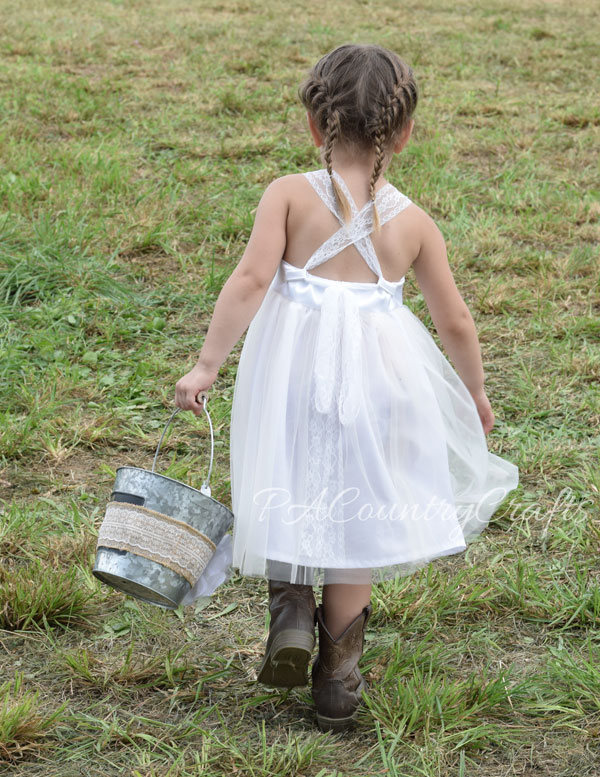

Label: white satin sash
[272,262,405,425]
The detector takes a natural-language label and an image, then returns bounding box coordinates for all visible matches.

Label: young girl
[175,43,519,733]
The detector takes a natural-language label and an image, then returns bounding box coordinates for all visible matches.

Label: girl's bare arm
[410,209,494,434]
[175,177,289,413]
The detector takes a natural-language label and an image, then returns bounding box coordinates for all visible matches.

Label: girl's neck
[323,145,392,197]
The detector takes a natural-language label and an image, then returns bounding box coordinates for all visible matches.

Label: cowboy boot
[311,602,372,732]
[257,579,317,688]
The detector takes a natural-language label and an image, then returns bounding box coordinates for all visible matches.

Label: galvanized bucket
[93,396,233,609]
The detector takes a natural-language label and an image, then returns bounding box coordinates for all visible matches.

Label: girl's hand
[470,388,495,436]
[175,362,219,416]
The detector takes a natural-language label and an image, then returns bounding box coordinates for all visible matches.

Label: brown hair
[299,44,418,231]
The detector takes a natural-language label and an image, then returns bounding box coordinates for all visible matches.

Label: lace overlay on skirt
[299,353,346,563]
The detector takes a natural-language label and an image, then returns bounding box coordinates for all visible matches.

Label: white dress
[229,169,519,587]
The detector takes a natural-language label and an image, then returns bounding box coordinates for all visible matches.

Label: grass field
[1,0,599,774]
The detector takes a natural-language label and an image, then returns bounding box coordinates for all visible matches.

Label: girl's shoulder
[263,172,317,195]
[263,172,438,236]
[259,172,325,213]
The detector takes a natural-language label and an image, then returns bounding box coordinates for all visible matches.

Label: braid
[324,107,352,223]
[369,78,416,233]
[299,45,419,230]
[301,75,329,122]
[369,122,386,233]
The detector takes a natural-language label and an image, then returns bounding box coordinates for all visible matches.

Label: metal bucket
[93,396,233,609]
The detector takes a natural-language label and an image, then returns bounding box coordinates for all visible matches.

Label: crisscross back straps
[303,170,412,278]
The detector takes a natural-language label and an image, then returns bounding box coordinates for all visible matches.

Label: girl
[175,43,519,733]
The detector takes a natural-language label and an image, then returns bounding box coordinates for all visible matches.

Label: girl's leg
[258,560,316,688]
[321,568,372,640]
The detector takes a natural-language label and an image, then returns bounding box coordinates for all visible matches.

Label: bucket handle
[152,394,214,497]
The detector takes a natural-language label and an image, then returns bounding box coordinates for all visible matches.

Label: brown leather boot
[311,602,372,732]
[256,580,317,688]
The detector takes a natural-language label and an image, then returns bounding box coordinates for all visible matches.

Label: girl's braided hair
[299,44,418,231]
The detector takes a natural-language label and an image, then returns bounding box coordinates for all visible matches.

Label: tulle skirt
[229,267,519,587]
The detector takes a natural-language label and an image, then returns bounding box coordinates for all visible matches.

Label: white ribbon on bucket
[180,533,233,604]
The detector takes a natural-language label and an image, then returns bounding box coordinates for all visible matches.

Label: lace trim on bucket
[97,502,216,585]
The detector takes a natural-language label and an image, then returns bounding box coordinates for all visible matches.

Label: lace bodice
[303,169,412,282]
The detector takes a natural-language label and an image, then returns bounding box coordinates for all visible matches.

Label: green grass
[0,674,64,766]
[1,0,599,774]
